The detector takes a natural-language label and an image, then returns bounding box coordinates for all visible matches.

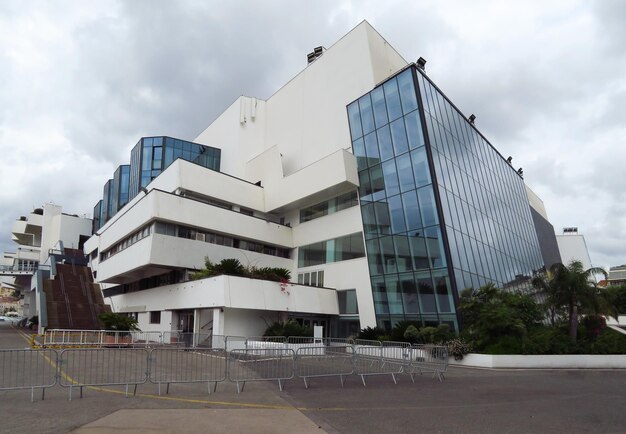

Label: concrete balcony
[97,234,293,284]
[265,149,359,213]
[107,274,339,316]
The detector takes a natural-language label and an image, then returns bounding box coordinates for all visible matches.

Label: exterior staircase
[43,261,110,330]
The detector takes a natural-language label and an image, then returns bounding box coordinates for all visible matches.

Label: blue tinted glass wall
[414,69,544,293]
[129,136,221,201]
[97,136,222,230]
[348,67,457,331]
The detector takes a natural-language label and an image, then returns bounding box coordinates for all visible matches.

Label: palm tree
[532,260,607,342]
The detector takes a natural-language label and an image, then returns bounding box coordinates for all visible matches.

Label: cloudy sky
[0,0,624,269]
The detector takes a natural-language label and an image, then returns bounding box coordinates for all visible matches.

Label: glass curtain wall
[128,136,221,201]
[414,69,544,293]
[347,68,456,330]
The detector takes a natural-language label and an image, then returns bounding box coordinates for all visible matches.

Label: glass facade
[415,69,544,293]
[101,179,113,223]
[298,232,365,268]
[94,136,221,232]
[300,191,358,223]
[92,200,103,234]
[348,66,544,330]
[128,136,221,201]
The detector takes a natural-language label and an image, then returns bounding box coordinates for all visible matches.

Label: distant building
[556,227,593,270]
[607,265,626,286]
[1,204,108,331]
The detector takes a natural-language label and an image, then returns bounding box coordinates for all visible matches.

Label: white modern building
[1,203,95,325]
[556,227,593,271]
[87,21,558,337]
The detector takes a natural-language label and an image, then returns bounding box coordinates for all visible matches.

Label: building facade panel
[415,69,544,294]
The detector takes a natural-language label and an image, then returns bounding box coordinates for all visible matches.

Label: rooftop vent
[468,114,476,124]
[307,46,325,64]
[563,227,578,234]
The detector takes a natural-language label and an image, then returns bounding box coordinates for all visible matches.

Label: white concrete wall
[97,190,292,253]
[292,205,363,247]
[450,353,626,369]
[134,310,174,333]
[556,234,593,270]
[525,185,548,220]
[98,233,293,283]
[149,159,265,211]
[109,275,338,316]
[223,308,273,337]
[298,257,376,328]
[194,22,407,182]
[40,204,91,262]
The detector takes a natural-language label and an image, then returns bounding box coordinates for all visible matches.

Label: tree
[532,261,608,343]
[98,312,140,334]
[459,283,543,352]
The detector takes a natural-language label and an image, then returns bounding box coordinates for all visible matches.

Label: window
[297,270,324,287]
[298,233,365,267]
[150,311,161,324]
[338,289,359,315]
[300,191,358,223]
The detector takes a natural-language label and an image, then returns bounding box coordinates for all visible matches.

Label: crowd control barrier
[0,348,58,401]
[149,347,227,395]
[58,348,150,399]
[1,333,449,401]
[228,348,295,393]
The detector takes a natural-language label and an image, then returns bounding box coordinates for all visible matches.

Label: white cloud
[0,0,625,270]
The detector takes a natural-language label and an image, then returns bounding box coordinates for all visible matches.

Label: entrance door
[178,310,194,346]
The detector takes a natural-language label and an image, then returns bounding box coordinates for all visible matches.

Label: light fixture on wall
[416,57,427,70]
[468,114,476,124]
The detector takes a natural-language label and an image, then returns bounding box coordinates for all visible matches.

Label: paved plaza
[1,323,625,433]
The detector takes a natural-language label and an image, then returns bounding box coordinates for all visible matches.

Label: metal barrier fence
[295,345,354,388]
[407,344,449,382]
[0,336,448,401]
[43,329,183,348]
[149,347,227,395]
[228,348,295,393]
[58,348,150,400]
[0,349,58,401]
[353,340,406,386]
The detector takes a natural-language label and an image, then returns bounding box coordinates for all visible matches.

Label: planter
[450,353,626,369]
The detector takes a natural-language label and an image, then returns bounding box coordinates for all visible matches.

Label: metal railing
[295,345,355,388]
[58,348,150,400]
[0,349,58,401]
[407,344,449,382]
[0,334,448,401]
[228,348,295,393]
[149,347,227,395]
[42,329,185,348]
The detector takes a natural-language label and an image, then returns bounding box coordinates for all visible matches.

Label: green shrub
[582,315,607,340]
[523,327,575,355]
[483,335,523,355]
[357,326,386,341]
[263,320,312,337]
[446,338,472,360]
[418,327,437,344]
[98,312,140,334]
[389,320,422,342]
[433,324,454,343]
[250,267,291,282]
[403,325,420,343]
[588,328,626,354]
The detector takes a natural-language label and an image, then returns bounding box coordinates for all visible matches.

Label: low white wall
[450,353,626,369]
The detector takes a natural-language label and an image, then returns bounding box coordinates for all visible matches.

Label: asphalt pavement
[1,322,626,434]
